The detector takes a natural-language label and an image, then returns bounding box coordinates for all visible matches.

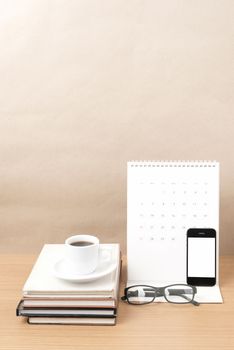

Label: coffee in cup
[70,241,94,247]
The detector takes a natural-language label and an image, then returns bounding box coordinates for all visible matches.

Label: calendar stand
[127,161,222,303]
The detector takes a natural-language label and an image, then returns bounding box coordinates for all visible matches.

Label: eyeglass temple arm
[168,288,193,295]
[121,289,156,300]
[126,288,165,297]
[175,293,200,306]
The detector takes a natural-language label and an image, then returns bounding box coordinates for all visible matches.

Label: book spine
[23,302,116,308]
[18,309,117,318]
[16,300,23,316]
[27,317,116,326]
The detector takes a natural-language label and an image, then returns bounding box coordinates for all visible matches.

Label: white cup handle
[100,249,111,262]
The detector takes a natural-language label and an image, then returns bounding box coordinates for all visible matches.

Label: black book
[16,300,116,318]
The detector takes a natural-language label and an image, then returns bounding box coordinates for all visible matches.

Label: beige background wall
[0,0,233,254]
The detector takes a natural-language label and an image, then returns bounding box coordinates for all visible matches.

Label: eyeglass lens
[126,286,156,304]
[165,285,194,303]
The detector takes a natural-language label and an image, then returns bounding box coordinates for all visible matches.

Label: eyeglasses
[121,284,200,306]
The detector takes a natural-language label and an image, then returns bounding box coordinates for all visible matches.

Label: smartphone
[187,228,216,286]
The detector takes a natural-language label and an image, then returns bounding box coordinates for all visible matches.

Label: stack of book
[16,244,121,325]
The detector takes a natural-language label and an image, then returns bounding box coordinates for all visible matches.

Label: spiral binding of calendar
[129,160,218,168]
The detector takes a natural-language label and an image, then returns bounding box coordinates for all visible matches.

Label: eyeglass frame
[121,283,199,306]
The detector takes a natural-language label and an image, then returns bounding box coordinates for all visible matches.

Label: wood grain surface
[0,255,234,350]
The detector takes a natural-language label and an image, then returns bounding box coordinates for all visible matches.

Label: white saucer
[52,253,117,283]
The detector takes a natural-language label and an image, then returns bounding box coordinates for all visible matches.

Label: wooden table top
[0,254,234,350]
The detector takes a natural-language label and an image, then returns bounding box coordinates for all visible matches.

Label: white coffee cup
[65,234,100,275]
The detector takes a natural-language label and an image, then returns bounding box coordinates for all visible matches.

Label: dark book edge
[19,313,116,318]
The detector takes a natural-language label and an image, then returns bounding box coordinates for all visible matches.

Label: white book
[23,299,116,308]
[28,316,116,325]
[23,244,120,297]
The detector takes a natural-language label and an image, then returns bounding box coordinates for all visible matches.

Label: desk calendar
[127,161,222,302]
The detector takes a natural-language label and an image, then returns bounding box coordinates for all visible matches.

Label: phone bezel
[186,228,216,286]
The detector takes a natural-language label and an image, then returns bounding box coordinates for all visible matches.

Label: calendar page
[127,161,222,302]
